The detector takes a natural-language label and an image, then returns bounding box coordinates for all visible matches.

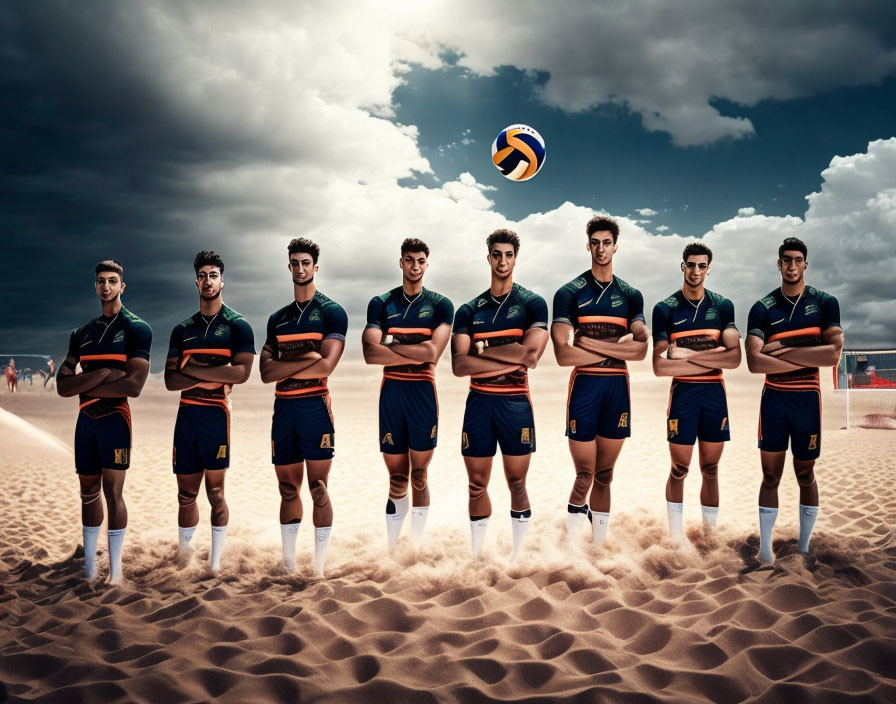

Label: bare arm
[652,339,715,377]
[259,345,323,383]
[551,322,607,367]
[479,327,550,369]
[289,338,345,379]
[673,328,743,370]
[763,327,844,367]
[56,354,112,397]
[575,320,649,361]
[84,358,150,398]
[362,327,408,366]
[745,335,803,374]
[451,333,522,377]
[180,352,255,384]
[391,324,452,364]
[165,355,199,391]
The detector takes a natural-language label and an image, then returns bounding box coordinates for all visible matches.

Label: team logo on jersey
[705,308,718,320]
[761,295,776,308]
[721,417,728,430]
[569,419,576,434]
[507,305,521,319]
[674,318,687,326]
[216,445,227,459]
[804,303,818,315]
[663,295,677,306]
[462,432,470,450]
[668,419,679,436]
[610,294,624,308]
[808,434,818,451]
[477,299,487,308]
[430,425,437,439]
[618,413,628,428]
[520,428,530,444]
[419,306,433,318]
[114,448,128,465]
[214,325,226,337]
[309,310,322,322]
[320,433,333,449]
[382,432,394,446]
[113,330,125,343]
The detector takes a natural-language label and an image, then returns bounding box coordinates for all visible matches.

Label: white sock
[566,504,588,537]
[758,506,778,563]
[386,495,409,551]
[210,525,227,571]
[178,526,196,552]
[666,501,684,542]
[510,509,531,560]
[107,528,126,584]
[83,525,100,579]
[797,504,819,554]
[313,526,331,576]
[411,506,429,542]
[701,505,719,529]
[470,516,489,557]
[591,511,610,546]
[281,523,300,572]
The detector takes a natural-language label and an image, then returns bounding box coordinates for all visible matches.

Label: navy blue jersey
[453,283,548,393]
[552,272,644,374]
[265,292,348,398]
[168,304,255,407]
[366,287,453,380]
[747,287,841,390]
[652,289,737,381]
[66,306,152,410]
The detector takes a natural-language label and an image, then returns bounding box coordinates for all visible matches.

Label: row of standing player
[4,359,55,392]
[56,216,842,582]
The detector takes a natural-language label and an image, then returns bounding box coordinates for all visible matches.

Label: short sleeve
[434,296,454,328]
[525,294,549,330]
[552,285,575,327]
[452,304,473,336]
[720,298,737,331]
[167,326,182,360]
[231,317,256,355]
[126,321,153,361]
[651,302,670,344]
[746,301,768,341]
[365,297,384,330]
[821,294,841,331]
[628,289,646,326]
[323,303,348,341]
[264,314,277,350]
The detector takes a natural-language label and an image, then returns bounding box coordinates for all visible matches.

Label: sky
[2,0,896,370]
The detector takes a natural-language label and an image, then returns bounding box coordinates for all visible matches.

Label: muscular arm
[451,333,522,377]
[764,327,844,367]
[652,339,714,377]
[478,327,549,369]
[180,352,255,384]
[165,355,199,391]
[574,320,649,361]
[671,328,742,370]
[745,335,803,374]
[289,338,344,379]
[84,358,150,398]
[56,355,112,397]
[259,346,323,383]
[363,324,452,366]
[551,323,607,367]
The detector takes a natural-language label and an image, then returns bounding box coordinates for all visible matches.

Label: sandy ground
[1,360,895,703]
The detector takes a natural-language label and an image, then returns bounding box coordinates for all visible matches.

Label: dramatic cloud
[636,208,658,217]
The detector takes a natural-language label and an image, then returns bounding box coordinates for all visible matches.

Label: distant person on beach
[362,238,453,551]
[746,238,843,563]
[56,260,152,583]
[551,216,648,549]
[651,243,741,541]
[260,239,347,576]
[44,358,55,390]
[451,229,548,559]
[5,359,16,393]
[164,251,255,571]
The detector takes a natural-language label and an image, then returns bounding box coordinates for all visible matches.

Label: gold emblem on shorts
[114,448,128,465]
[462,432,470,450]
[382,432,394,446]
[721,417,728,430]
[618,413,628,428]
[808,434,818,450]
[521,427,530,443]
[431,425,437,439]
[320,434,333,449]
[216,445,227,459]
[668,419,679,436]
[569,419,576,434]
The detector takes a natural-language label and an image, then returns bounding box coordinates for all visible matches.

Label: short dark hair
[586,216,620,242]
[194,250,224,275]
[95,259,123,277]
[288,238,320,264]
[778,237,807,259]
[682,242,712,263]
[486,229,520,254]
[401,238,430,257]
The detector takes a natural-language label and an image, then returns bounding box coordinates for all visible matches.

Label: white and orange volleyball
[491,124,546,181]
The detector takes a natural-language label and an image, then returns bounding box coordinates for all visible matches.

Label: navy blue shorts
[272,395,335,465]
[758,386,821,460]
[461,391,535,457]
[379,378,438,454]
[667,381,730,445]
[566,373,631,441]
[74,405,131,475]
[173,402,231,474]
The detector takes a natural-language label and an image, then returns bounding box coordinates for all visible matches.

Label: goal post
[836,349,896,429]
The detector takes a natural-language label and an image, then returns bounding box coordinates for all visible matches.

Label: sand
[2,360,895,703]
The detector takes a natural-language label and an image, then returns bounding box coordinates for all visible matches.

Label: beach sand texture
[2,361,895,703]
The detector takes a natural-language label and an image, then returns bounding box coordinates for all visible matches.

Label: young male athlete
[260,238,347,576]
[651,243,741,541]
[746,237,842,563]
[5,359,16,393]
[164,251,255,570]
[57,260,152,582]
[362,238,453,550]
[552,216,648,547]
[451,229,549,559]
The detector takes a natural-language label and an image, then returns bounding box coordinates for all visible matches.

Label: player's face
[778,249,807,285]
[289,253,318,286]
[588,231,617,266]
[95,271,124,303]
[488,243,516,279]
[399,251,428,283]
[681,255,710,288]
[195,265,223,301]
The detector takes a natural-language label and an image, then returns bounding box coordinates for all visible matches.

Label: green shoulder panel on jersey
[705,289,732,309]
[221,305,245,323]
[120,307,146,325]
[570,276,587,290]
[614,276,641,298]
[760,292,777,308]
[513,283,542,304]
[661,294,678,308]
[178,314,197,328]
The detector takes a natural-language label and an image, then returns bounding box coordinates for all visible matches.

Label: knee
[700,462,718,479]
[593,467,613,488]
[278,480,298,502]
[670,463,689,480]
[102,481,122,501]
[310,480,330,508]
[207,486,226,509]
[795,465,816,488]
[389,473,409,497]
[177,487,198,508]
[410,467,427,492]
[468,476,487,500]
[80,483,101,505]
[761,469,781,489]
[507,473,526,498]
[574,466,594,485]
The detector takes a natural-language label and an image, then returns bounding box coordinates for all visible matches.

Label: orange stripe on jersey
[183,349,232,357]
[180,397,231,411]
[572,366,628,376]
[81,354,127,363]
[472,329,524,340]
[275,384,328,397]
[765,380,820,392]
[277,333,324,342]
[577,316,628,328]
[768,327,821,343]
[386,328,433,336]
[670,329,721,342]
[673,374,723,382]
[383,371,435,381]
[470,382,529,394]
[79,398,100,410]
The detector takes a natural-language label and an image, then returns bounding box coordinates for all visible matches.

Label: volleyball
[491,124,546,181]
